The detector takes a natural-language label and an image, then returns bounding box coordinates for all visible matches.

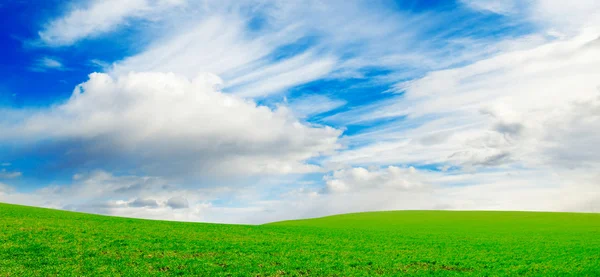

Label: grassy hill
[1,203,599,276]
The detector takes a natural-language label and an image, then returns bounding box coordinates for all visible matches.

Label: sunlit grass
[1,203,599,276]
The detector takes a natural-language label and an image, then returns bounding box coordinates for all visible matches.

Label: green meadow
[1,203,599,276]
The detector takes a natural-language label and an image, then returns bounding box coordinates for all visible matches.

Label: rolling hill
[1,203,599,276]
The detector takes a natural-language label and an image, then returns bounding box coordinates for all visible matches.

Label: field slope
[1,203,599,276]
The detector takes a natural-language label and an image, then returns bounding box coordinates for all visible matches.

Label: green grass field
[1,203,599,276]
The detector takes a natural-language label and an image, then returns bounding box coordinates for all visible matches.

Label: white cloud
[531,1,600,36]
[327,32,600,171]
[0,170,212,212]
[0,169,22,179]
[176,167,597,224]
[0,170,272,223]
[1,166,598,224]
[108,1,504,98]
[0,72,341,177]
[0,182,13,194]
[241,168,600,224]
[109,13,338,99]
[316,26,600,224]
[323,166,428,193]
[460,0,518,15]
[461,0,600,36]
[30,57,66,72]
[112,15,276,78]
[232,58,336,98]
[39,0,185,46]
[39,57,63,68]
[89,59,111,70]
[129,198,160,208]
[287,94,346,118]
[166,196,189,209]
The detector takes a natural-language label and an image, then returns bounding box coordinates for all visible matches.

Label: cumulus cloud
[0,169,261,223]
[1,166,598,224]
[247,168,600,224]
[166,196,189,209]
[157,167,597,224]
[46,170,170,202]
[324,166,428,193]
[0,170,215,215]
[128,198,160,208]
[0,72,340,177]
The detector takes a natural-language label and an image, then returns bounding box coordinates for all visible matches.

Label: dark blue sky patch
[0,0,159,107]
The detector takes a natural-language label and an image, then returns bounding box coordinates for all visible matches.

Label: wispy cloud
[287,94,346,118]
[30,57,66,72]
[107,1,514,99]
[88,59,111,70]
[462,0,600,36]
[0,169,22,179]
[38,0,186,46]
[460,0,519,15]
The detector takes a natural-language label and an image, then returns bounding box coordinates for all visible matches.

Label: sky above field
[0,0,599,223]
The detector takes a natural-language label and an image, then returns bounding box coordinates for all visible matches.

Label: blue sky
[1,0,600,223]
